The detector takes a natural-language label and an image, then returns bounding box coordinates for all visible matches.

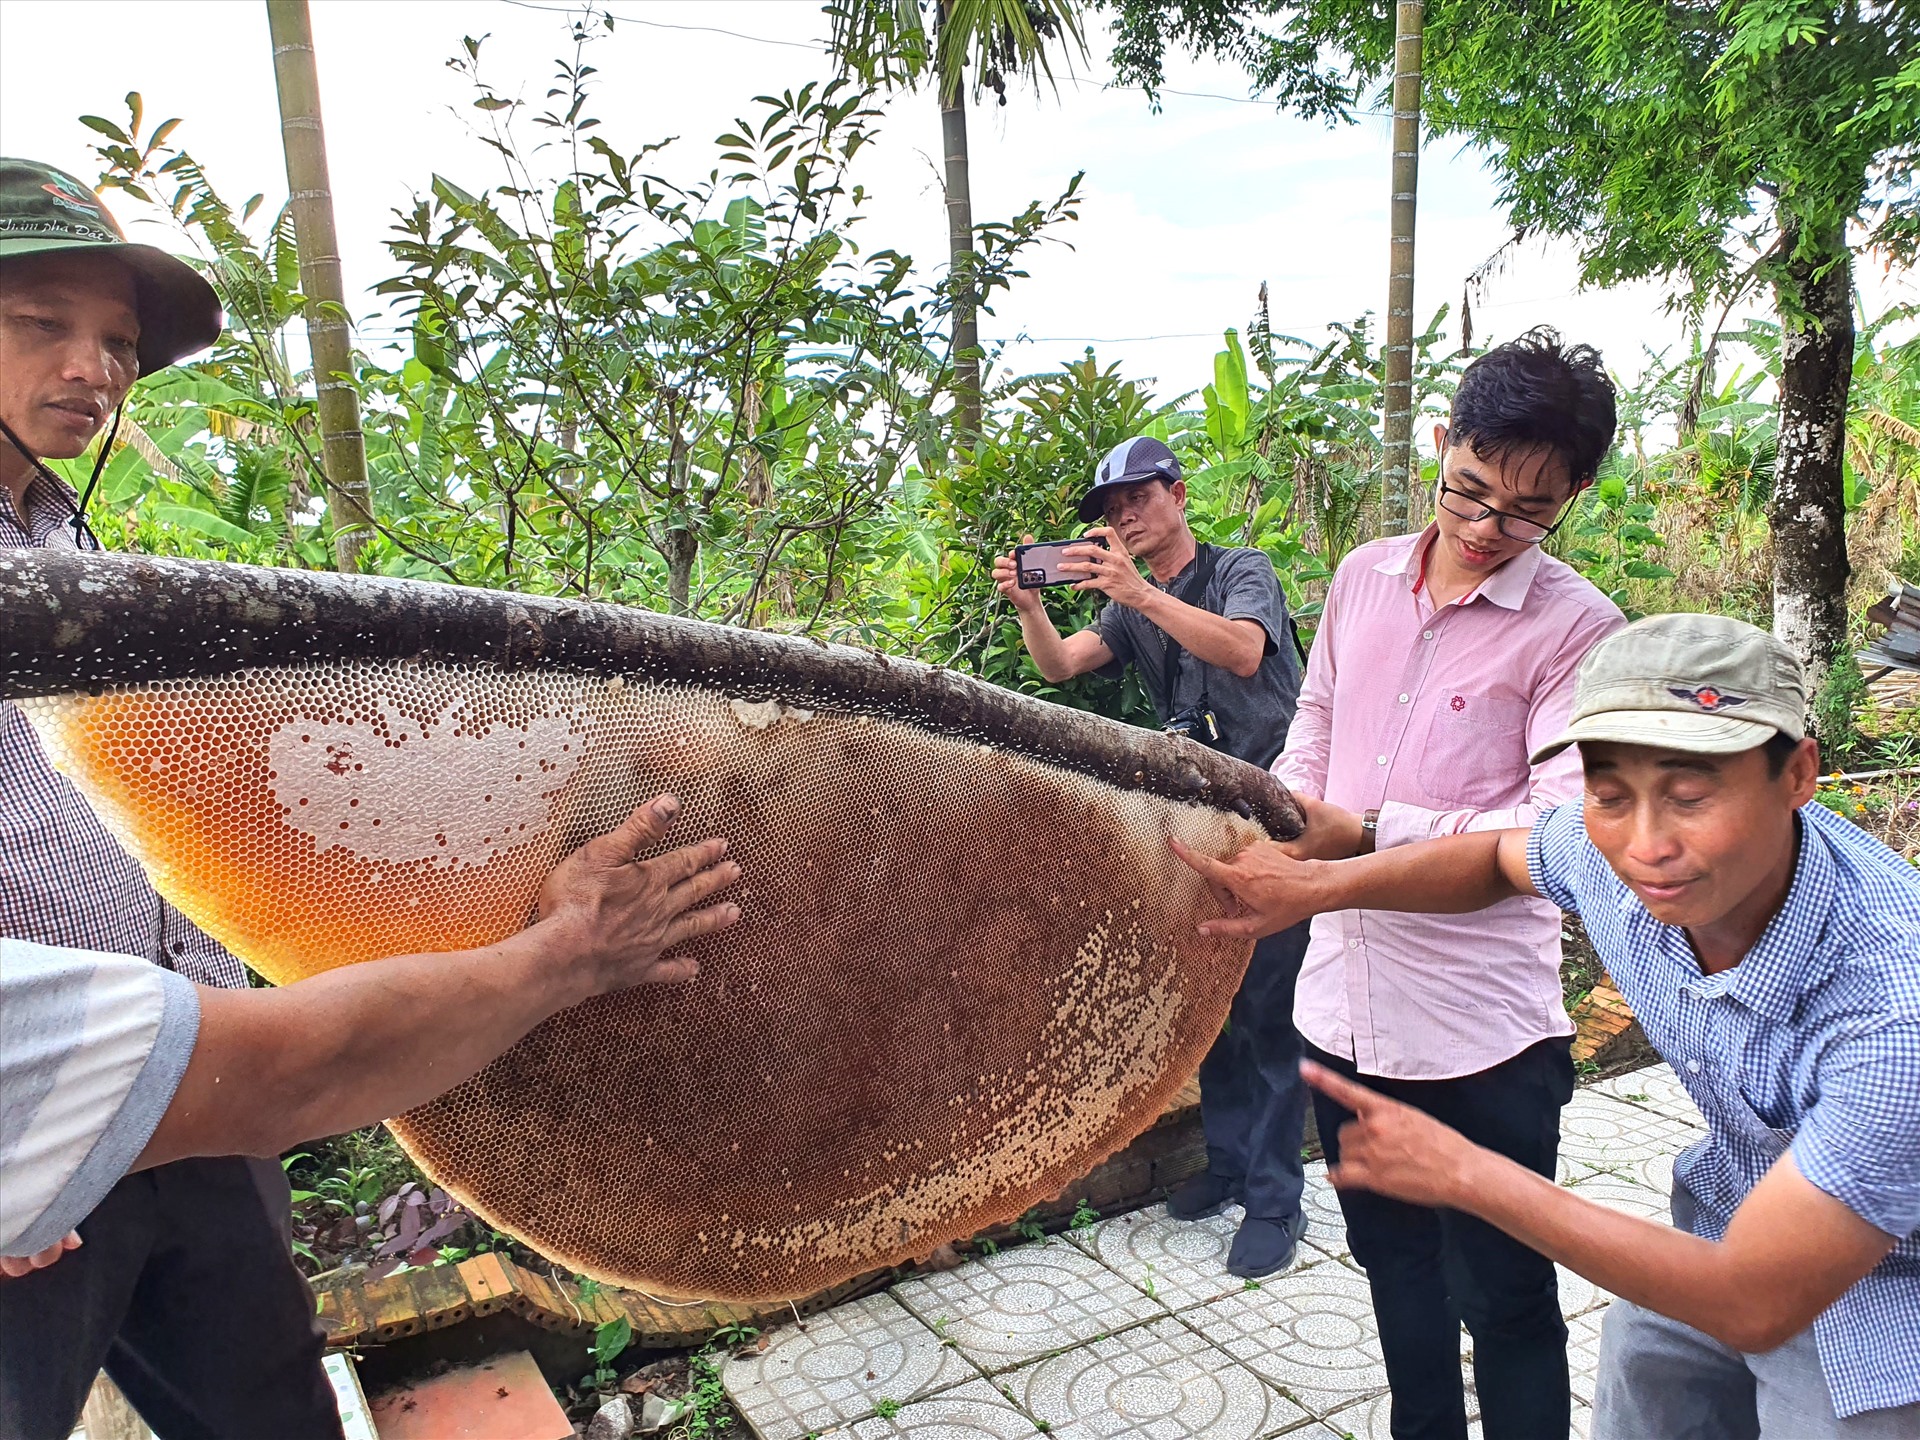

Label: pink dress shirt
[1272,528,1625,1080]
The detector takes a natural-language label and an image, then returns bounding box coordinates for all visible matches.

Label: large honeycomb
[20,658,1265,1301]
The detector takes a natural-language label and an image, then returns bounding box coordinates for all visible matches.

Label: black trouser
[0,1156,342,1440]
[1196,922,1311,1224]
[1308,1035,1574,1440]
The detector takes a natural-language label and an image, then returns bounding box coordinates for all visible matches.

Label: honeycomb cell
[21,660,1260,1302]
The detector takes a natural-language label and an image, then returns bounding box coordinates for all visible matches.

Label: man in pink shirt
[1270,330,1625,1440]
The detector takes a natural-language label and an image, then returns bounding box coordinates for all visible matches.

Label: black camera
[1164,705,1223,748]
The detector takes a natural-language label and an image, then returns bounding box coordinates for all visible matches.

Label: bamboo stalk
[266,0,372,573]
[1817,766,1920,784]
[938,22,980,449]
[1381,0,1425,535]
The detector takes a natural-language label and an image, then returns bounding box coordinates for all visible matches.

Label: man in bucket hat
[1177,613,1920,1438]
[0,160,345,1437]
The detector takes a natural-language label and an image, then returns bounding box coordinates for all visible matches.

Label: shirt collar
[2,470,83,531]
[1374,525,1545,611]
[1723,810,1842,1024]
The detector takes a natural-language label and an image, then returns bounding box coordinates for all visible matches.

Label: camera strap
[1156,541,1219,719]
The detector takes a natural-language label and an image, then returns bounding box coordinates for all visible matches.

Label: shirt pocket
[1415,693,1532,808]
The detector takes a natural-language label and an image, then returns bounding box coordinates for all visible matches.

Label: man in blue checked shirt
[1177,612,1920,1439]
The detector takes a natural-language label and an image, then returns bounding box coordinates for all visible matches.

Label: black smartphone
[1013,537,1099,589]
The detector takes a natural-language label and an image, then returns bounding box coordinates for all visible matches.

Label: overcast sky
[3,0,1912,408]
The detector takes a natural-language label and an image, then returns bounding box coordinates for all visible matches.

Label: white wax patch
[268,697,587,868]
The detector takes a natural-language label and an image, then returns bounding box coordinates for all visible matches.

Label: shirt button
[1348,939,1359,950]
[1686,1059,1702,1073]
[1398,693,1409,704]
[1376,755,1387,765]
[1423,629,1434,640]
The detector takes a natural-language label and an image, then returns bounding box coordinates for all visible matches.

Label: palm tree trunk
[1770,231,1854,684]
[1381,0,1424,535]
[266,0,372,573]
[939,55,981,447]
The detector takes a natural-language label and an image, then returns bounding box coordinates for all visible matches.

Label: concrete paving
[723,1062,1707,1439]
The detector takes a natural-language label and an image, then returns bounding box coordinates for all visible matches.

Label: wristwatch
[1357,808,1381,856]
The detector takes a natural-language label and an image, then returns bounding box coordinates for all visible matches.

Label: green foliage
[872,1398,904,1418]
[677,1326,756,1436]
[1102,2,1917,299]
[580,1316,632,1392]
[827,0,1090,106]
[1811,651,1871,765]
[1069,1197,1099,1231]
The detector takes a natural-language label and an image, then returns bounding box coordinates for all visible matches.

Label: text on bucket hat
[0,157,222,376]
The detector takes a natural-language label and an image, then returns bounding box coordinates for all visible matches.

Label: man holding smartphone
[990,435,1311,1279]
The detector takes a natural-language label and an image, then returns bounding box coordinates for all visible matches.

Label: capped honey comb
[20,659,1264,1301]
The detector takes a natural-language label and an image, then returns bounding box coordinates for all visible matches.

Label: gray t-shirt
[0,938,200,1255]
[1096,544,1301,768]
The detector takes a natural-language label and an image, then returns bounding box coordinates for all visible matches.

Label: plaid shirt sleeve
[1793,1007,1920,1239]
[1525,800,1588,914]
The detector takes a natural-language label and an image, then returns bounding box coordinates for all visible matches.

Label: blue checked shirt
[1,477,246,989]
[1530,800,1920,1418]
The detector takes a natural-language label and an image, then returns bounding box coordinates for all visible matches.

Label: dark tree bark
[1769,236,1854,685]
[663,424,697,616]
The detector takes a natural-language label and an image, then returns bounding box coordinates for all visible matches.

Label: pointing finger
[1169,836,1235,885]
[1300,1060,1382,1115]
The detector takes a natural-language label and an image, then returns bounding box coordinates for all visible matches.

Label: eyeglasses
[1434,480,1571,545]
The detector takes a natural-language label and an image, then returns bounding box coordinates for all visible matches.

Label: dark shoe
[1226,1213,1304,1279]
[1165,1172,1242,1222]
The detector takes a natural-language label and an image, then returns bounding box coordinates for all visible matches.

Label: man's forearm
[139,927,590,1168]
[1448,1149,1849,1354]
[1301,829,1522,916]
[1134,590,1262,675]
[1016,605,1080,681]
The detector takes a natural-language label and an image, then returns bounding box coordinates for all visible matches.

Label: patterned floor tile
[1572,1399,1595,1439]
[1311,1335,1490,1440]
[1591,1062,1699,1126]
[1183,1259,1388,1417]
[1555,1263,1612,1321]
[1564,1172,1672,1223]
[892,1237,1165,1373]
[1078,1203,1317,1313]
[721,1292,978,1440]
[1567,1305,1611,1406]
[1319,1391,1484,1440]
[843,1378,1039,1439]
[1300,1165,1350,1262]
[1002,1315,1311,1439]
[1556,1090,1703,1185]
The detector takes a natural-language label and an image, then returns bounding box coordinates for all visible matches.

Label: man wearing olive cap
[1177,613,1920,1437]
[0,160,345,1437]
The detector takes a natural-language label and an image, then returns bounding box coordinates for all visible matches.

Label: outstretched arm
[1303,1063,1897,1353]
[134,795,740,1169]
[1172,824,1539,940]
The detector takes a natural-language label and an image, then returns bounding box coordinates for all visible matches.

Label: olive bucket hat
[0,157,222,374]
